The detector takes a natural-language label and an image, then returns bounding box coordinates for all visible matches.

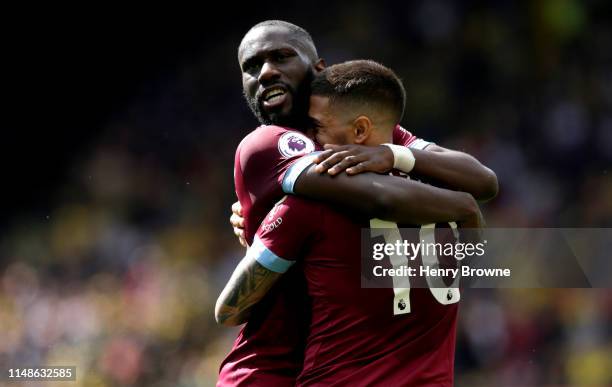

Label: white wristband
[382,143,416,173]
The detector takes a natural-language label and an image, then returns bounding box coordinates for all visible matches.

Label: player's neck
[361,134,392,147]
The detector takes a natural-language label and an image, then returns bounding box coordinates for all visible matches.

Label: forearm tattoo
[217,259,279,324]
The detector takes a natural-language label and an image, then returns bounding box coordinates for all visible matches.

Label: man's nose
[258,61,281,84]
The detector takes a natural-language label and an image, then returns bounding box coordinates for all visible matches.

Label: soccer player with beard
[218,59,466,386]
[217,21,497,386]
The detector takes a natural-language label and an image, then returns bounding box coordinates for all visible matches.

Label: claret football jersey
[253,195,459,386]
[218,125,430,386]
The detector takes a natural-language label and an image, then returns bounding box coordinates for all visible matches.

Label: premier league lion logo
[288,136,307,152]
[278,131,315,158]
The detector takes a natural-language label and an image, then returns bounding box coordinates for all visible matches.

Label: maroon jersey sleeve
[249,196,321,272]
[234,125,319,244]
[393,125,433,149]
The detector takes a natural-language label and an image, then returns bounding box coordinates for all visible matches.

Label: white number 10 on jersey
[369,219,461,315]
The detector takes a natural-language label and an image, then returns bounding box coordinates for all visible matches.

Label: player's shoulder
[242,124,287,141]
[392,125,416,144]
[393,125,432,149]
[238,125,315,159]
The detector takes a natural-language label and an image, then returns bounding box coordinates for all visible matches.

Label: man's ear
[352,116,373,144]
[314,58,326,72]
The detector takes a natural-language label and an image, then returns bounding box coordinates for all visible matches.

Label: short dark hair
[242,20,318,61]
[310,60,406,126]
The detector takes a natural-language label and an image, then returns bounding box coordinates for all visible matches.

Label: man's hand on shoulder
[308,140,498,202]
[313,144,394,176]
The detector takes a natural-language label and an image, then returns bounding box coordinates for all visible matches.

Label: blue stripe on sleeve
[249,236,295,273]
[281,152,322,194]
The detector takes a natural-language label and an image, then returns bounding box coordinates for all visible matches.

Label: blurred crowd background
[2,1,611,386]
